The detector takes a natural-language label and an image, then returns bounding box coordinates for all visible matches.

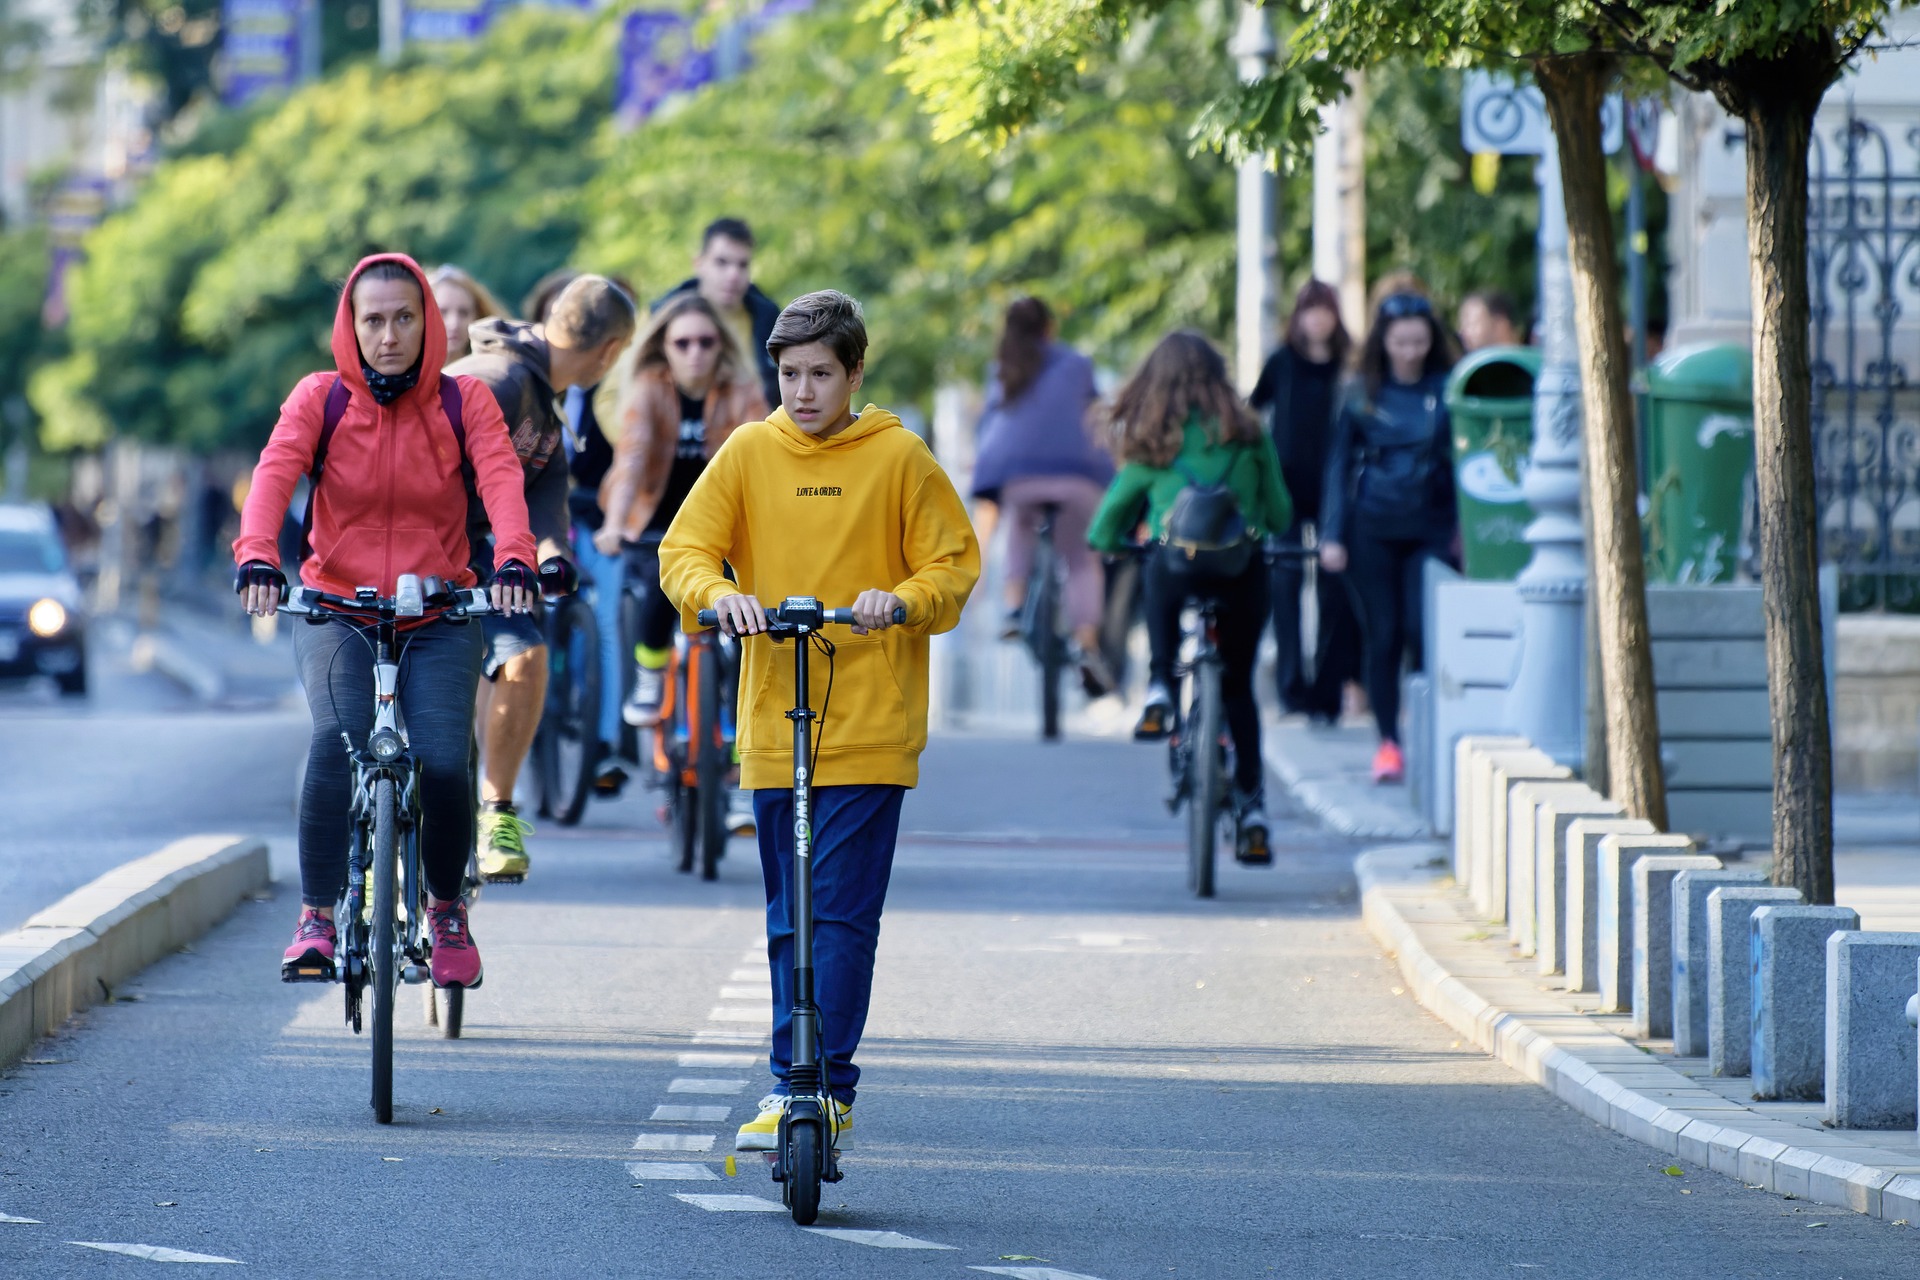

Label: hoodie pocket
[753,633,908,753]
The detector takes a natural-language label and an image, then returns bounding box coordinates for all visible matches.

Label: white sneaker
[726,788,756,836]
[736,1093,788,1151]
[622,665,666,727]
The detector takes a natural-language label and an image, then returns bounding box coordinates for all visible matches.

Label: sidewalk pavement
[1263,716,1920,1225]
[129,592,296,709]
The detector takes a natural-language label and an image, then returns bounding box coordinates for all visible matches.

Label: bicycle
[533,561,601,827]
[1014,502,1068,741]
[277,574,495,1121]
[651,623,739,880]
[695,595,902,1226]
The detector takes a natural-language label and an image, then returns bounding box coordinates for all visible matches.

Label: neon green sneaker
[735,1094,851,1152]
[476,805,533,883]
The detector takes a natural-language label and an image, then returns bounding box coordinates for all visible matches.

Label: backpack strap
[299,377,351,563]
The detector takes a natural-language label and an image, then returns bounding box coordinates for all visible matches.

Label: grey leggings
[293,615,483,907]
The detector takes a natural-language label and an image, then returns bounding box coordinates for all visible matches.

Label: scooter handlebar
[696,604,908,630]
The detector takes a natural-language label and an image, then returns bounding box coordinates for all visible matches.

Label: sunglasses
[1379,292,1434,320]
[671,336,719,352]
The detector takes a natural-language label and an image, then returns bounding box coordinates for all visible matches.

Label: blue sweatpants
[753,784,906,1105]
[570,520,627,749]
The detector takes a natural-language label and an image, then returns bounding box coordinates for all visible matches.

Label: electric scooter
[697,595,903,1226]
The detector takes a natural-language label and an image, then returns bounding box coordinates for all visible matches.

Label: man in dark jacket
[446,274,636,882]
[653,217,783,407]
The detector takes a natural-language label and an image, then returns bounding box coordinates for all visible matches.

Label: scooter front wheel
[784,1119,822,1225]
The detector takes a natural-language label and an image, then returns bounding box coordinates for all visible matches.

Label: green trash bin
[1643,344,1754,584]
[1445,345,1540,581]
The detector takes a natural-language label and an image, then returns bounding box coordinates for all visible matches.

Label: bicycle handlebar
[695,601,908,631]
[278,584,496,620]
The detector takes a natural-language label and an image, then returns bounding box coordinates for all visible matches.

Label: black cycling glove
[538,556,579,598]
[493,559,537,595]
[234,560,286,597]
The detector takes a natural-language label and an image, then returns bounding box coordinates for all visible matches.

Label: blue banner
[614,10,715,129]
[222,0,308,106]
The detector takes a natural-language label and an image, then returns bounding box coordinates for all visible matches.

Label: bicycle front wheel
[370,777,398,1122]
[785,1118,823,1225]
[540,597,601,827]
[1186,662,1222,899]
[695,643,728,881]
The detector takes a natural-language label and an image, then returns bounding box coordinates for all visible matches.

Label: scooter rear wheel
[785,1120,822,1225]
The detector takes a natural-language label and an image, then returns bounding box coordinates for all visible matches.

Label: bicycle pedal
[281,959,336,983]
[401,964,431,984]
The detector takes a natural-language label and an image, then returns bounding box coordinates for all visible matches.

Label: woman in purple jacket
[972,297,1118,695]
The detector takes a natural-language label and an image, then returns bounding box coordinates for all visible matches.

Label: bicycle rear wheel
[1186,661,1222,899]
[537,597,601,827]
[370,777,398,1122]
[1033,537,1064,742]
[695,643,728,881]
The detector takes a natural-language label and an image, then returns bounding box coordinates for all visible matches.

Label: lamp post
[1229,3,1278,391]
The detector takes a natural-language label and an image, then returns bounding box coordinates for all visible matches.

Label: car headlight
[27,598,67,638]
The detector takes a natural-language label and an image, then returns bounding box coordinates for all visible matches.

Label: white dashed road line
[650,1104,732,1122]
[728,968,763,982]
[69,1242,244,1264]
[672,1194,785,1213]
[676,1051,756,1068]
[970,1269,1110,1280]
[668,1077,750,1094]
[717,986,768,1001]
[1,1213,43,1224]
[707,1006,766,1022]
[626,1162,720,1182]
[803,1228,958,1250]
[693,1030,762,1044]
[634,1133,717,1152]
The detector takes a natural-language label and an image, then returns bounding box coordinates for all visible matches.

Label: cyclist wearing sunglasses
[598,293,767,779]
[1319,290,1460,784]
[446,275,636,881]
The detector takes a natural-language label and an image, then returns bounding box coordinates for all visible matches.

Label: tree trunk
[1729,73,1835,905]
[1535,55,1668,829]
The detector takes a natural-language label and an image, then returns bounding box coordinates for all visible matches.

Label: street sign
[1462,71,1623,156]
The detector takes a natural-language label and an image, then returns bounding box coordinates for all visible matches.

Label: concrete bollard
[1751,904,1860,1101]
[1534,796,1626,978]
[1705,886,1802,1076]
[1597,834,1698,1013]
[1673,868,1770,1056]
[1455,736,1528,885]
[1631,853,1724,1037]
[1476,753,1572,921]
[1565,819,1657,994]
[1825,932,1920,1129]
[1508,780,1599,957]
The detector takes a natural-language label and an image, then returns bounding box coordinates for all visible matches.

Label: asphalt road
[0,730,1912,1277]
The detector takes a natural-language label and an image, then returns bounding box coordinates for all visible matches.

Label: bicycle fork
[773,627,842,1185]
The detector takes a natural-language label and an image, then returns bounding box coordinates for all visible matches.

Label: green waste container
[1445,345,1540,581]
[1643,344,1754,584]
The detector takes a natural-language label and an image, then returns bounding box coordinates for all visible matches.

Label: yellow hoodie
[659,405,980,789]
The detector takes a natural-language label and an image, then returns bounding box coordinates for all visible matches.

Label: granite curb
[0,834,270,1070]
[1356,842,1920,1226]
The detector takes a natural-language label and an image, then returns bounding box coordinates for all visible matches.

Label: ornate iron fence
[1809,108,1920,611]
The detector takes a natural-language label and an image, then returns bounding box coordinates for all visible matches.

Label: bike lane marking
[671,1193,785,1213]
[970,1269,1110,1280]
[626,1162,720,1182]
[668,1077,750,1094]
[803,1228,957,1250]
[69,1242,243,1264]
[651,1104,732,1122]
[1,1213,43,1224]
[634,1133,716,1152]
[677,1051,756,1067]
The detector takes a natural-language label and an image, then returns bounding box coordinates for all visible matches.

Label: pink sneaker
[428,900,483,989]
[1372,740,1405,785]
[282,909,336,981]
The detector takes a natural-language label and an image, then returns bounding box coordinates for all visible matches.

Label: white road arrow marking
[634,1133,716,1152]
[70,1242,243,1264]
[672,1193,784,1213]
[626,1162,719,1181]
[805,1228,957,1250]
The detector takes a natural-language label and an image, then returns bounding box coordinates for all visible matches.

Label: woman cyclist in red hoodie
[232,254,539,989]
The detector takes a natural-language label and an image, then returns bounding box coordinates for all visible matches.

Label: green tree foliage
[0,228,53,419]
[34,9,612,451]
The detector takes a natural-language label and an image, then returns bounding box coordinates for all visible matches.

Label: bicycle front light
[369,728,404,762]
[27,598,66,637]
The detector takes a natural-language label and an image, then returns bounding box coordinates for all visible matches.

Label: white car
[0,503,87,696]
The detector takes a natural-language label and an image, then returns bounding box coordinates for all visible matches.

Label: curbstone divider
[1596,833,1698,1014]
[1356,843,1920,1228]
[0,834,269,1070]
[1564,818,1657,994]
[1704,886,1802,1077]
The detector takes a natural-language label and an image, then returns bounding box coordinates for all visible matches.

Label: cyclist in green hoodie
[1089,330,1291,861]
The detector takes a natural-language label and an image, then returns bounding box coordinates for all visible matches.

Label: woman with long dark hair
[1320,292,1460,783]
[971,296,1117,693]
[1249,279,1361,722]
[1088,331,1291,864]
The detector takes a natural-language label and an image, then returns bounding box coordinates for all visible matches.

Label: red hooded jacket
[232,254,536,596]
